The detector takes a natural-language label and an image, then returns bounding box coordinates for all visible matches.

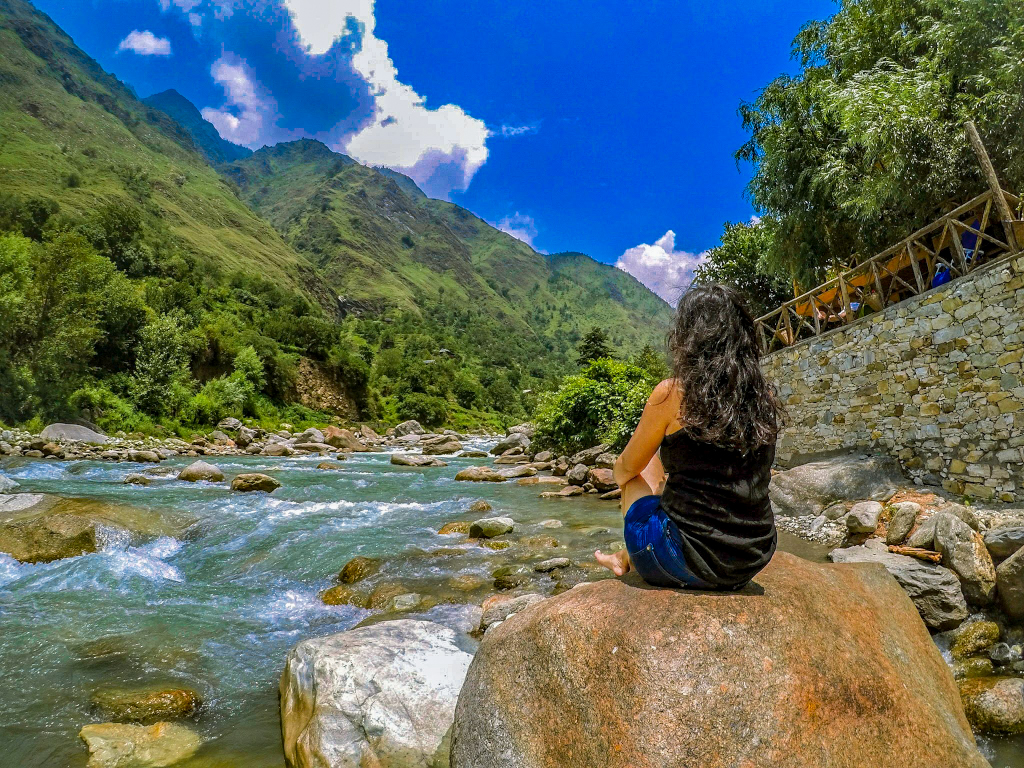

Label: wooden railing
[756,188,1022,354]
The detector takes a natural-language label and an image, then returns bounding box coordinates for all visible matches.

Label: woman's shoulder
[650,378,682,405]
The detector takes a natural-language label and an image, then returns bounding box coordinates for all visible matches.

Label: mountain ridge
[143,88,253,166]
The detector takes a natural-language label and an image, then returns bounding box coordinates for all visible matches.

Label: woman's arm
[612,379,677,488]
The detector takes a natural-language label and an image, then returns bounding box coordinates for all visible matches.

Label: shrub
[397,392,450,426]
[69,384,151,434]
[130,314,190,416]
[533,358,656,453]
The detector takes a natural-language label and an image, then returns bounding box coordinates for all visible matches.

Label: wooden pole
[965,121,1019,252]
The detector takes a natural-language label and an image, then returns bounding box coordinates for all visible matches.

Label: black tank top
[659,430,777,587]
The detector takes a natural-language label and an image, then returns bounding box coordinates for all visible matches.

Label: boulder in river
[280,620,472,768]
[338,556,380,584]
[469,516,513,539]
[324,426,369,452]
[90,687,201,723]
[390,453,447,468]
[177,461,224,483]
[40,422,108,444]
[934,513,996,606]
[0,494,193,564]
[79,722,201,768]
[421,435,464,455]
[394,420,425,437]
[829,540,968,630]
[438,521,472,535]
[0,473,19,493]
[489,432,530,456]
[586,467,617,492]
[123,474,150,487]
[455,466,506,482]
[958,677,1024,735]
[769,454,903,517]
[451,551,988,768]
[951,621,1001,660]
[230,473,281,493]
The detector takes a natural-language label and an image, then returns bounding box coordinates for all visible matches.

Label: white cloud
[283,0,489,199]
[159,0,202,11]
[498,213,537,247]
[615,231,706,306]
[117,30,173,56]
[499,123,539,138]
[201,57,274,146]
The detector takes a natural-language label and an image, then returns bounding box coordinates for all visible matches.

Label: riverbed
[0,447,1019,767]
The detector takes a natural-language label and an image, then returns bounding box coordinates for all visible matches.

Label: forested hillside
[0,0,672,433]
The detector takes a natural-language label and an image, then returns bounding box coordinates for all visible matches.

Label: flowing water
[0,447,1019,767]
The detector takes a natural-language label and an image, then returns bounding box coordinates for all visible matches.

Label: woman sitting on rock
[595,283,783,590]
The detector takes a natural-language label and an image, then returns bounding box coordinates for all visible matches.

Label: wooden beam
[907,245,925,292]
[965,121,1019,252]
[838,274,853,323]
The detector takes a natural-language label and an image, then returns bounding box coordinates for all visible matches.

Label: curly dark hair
[669,283,783,452]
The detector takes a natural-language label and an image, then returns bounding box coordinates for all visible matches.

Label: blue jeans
[623,495,713,589]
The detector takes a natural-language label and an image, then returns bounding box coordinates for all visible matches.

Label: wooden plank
[907,245,925,292]
[950,220,971,273]
[871,261,885,303]
[781,308,794,347]
[838,274,853,323]
[966,121,1019,251]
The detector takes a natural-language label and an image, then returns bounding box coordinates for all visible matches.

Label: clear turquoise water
[0,449,1018,767]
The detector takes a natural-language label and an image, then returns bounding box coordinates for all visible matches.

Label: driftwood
[888,545,942,564]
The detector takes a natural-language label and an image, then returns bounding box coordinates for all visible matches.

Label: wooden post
[965,121,1019,252]
[838,274,853,323]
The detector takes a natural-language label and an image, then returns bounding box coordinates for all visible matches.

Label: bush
[130,314,190,416]
[397,392,450,426]
[69,384,152,434]
[533,358,656,453]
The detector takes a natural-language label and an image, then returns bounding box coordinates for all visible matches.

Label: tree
[737,0,1024,284]
[631,344,671,382]
[130,315,190,416]
[576,326,614,366]
[693,219,792,317]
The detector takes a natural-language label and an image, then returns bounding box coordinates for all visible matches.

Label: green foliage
[631,344,671,382]
[738,0,1024,285]
[576,326,615,366]
[397,392,450,427]
[534,358,656,454]
[129,314,189,416]
[693,220,793,317]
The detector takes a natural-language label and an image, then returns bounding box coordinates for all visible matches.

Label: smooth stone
[586,467,617,492]
[390,453,447,468]
[123,474,150,487]
[317,461,347,470]
[438,521,472,535]
[90,687,201,723]
[468,500,492,513]
[534,557,571,572]
[455,466,506,482]
[176,461,223,483]
[40,423,108,444]
[541,485,583,498]
[844,500,883,534]
[568,444,610,467]
[230,473,281,493]
[489,432,530,456]
[492,565,531,590]
[953,657,995,680]
[393,420,426,437]
[958,677,1024,734]
[0,473,19,493]
[934,514,996,606]
[984,526,1024,560]
[339,556,380,584]
[996,546,1024,620]
[469,517,514,539]
[480,593,546,632]
[323,426,369,452]
[907,514,940,550]
[320,584,368,608]
[769,454,903,517]
[951,621,1001,660]
[280,620,472,768]
[885,501,921,545]
[79,722,201,768]
[128,450,160,464]
[565,463,589,486]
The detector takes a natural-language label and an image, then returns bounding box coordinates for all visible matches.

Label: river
[0,446,1019,767]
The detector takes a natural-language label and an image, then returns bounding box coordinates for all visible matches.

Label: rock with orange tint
[451,552,988,768]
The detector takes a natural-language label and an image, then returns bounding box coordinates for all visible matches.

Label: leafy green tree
[631,344,671,382]
[576,326,614,366]
[693,220,793,317]
[130,315,190,416]
[738,0,1024,284]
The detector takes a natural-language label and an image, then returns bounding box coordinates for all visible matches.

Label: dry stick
[965,120,1019,252]
[888,546,942,564]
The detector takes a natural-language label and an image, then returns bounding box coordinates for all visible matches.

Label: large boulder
[451,552,986,768]
[394,420,426,437]
[829,540,968,630]
[769,454,903,517]
[455,466,506,483]
[984,526,1024,560]
[280,619,473,768]
[421,436,463,455]
[391,454,447,468]
[177,461,224,483]
[934,514,997,606]
[40,422,108,444]
[90,687,201,723]
[958,677,1024,735]
[230,473,282,493]
[0,473,18,494]
[489,433,530,456]
[568,444,610,467]
[996,546,1024,620]
[0,494,193,564]
[469,517,514,539]
[79,722,201,768]
[324,426,369,452]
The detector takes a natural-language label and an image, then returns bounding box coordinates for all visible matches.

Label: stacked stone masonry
[763,253,1024,502]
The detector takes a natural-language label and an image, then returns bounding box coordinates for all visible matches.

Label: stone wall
[763,253,1024,502]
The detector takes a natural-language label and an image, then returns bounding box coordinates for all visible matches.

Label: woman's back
[659,430,776,587]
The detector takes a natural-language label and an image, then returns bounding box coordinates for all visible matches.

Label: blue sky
[33,0,835,302]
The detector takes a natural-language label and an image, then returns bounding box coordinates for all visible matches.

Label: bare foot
[594,548,631,576]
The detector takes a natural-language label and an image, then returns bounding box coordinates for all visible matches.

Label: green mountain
[0,0,671,431]
[224,140,673,360]
[143,89,253,165]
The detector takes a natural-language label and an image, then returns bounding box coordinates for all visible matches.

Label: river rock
[534,557,571,572]
[480,593,545,633]
[451,551,986,768]
[421,435,463,455]
[907,514,940,549]
[844,500,883,534]
[516,475,567,486]
[492,565,531,590]
[439,521,472,535]
[263,443,294,457]
[984,526,1024,560]
[294,427,325,444]
[468,500,492,514]
[79,722,201,768]
[91,687,201,723]
[941,502,981,531]
[568,444,611,467]
[339,556,380,584]
[390,453,446,467]
[769,454,903,517]
[455,466,506,482]
[885,501,920,545]
[235,426,256,447]
[394,420,425,437]
[935,514,997,605]
[217,417,242,432]
[540,485,583,498]
[954,658,995,680]
[123,474,150,487]
[40,423,108,444]
[587,468,617,492]
[360,425,381,441]
[469,517,514,538]
[828,541,968,630]
[951,621,1001,660]
[489,432,530,456]
[459,450,488,458]
[996,546,1024,620]
[958,677,1024,734]
[280,620,472,768]
[177,461,223,483]
[565,463,589,485]
[324,427,369,452]
[128,450,160,464]
[533,451,554,463]
[0,473,20,493]
[230,473,281,493]
[317,461,347,470]
[0,495,193,564]
[293,442,334,454]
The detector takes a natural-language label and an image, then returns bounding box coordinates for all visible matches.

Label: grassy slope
[227,141,674,362]
[143,89,253,165]
[0,0,321,296]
